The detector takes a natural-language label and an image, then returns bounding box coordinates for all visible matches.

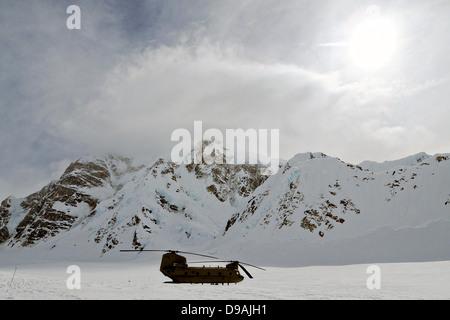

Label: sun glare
[349,16,397,70]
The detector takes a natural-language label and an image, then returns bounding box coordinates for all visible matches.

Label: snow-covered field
[1,258,448,300]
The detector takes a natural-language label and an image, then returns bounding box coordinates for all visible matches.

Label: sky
[1,0,449,200]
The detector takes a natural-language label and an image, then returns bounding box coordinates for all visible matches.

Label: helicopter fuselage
[160,252,244,284]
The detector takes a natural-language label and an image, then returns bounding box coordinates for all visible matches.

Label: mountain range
[0,151,448,266]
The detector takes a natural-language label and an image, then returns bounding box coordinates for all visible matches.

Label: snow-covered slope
[0,151,448,266]
[223,152,449,238]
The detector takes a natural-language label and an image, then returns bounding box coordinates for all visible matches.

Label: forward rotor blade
[238,264,253,279]
[119,249,219,259]
[176,251,219,259]
[119,249,167,253]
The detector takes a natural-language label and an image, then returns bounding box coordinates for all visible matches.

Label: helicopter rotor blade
[119,249,219,259]
[119,249,168,253]
[238,264,253,279]
[236,261,266,271]
[176,251,219,259]
[189,260,231,264]
[190,260,265,271]
[120,249,172,252]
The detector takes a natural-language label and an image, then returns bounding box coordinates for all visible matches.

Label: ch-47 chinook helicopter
[119,249,265,284]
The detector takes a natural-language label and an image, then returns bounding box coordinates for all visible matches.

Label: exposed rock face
[0,155,139,247]
[0,198,11,244]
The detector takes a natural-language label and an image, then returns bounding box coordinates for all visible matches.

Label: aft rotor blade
[237,261,266,271]
[238,264,253,279]
[190,260,266,271]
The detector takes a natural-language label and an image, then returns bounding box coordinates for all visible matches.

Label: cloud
[1,0,450,200]
[43,41,441,166]
[0,0,130,199]
[45,44,337,158]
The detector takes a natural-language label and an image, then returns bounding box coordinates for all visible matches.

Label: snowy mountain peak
[358,152,432,172]
[291,152,329,161]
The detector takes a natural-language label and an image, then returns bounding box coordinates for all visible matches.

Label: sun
[349,15,397,70]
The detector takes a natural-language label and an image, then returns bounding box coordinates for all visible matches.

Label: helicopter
[119,249,265,284]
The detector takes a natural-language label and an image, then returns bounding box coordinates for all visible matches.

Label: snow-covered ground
[1,258,448,300]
